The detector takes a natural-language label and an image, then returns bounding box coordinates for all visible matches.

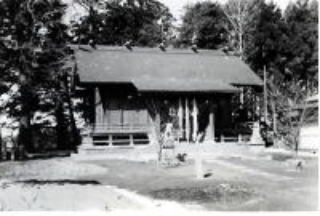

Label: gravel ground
[82,155,318,211]
[0,158,198,211]
[0,149,318,211]
[0,158,108,181]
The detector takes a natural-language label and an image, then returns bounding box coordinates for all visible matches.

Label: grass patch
[271,153,294,161]
[149,183,255,205]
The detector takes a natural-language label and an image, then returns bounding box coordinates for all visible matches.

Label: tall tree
[71,0,174,47]
[178,1,228,49]
[269,0,318,149]
[223,0,251,57]
[0,0,74,154]
[284,0,318,93]
[243,0,287,74]
[71,0,107,47]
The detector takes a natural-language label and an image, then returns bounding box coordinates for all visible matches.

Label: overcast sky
[160,0,294,23]
[64,0,296,25]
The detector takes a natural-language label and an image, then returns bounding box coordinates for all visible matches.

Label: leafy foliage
[178,1,228,49]
[242,0,318,149]
[0,0,76,152]
[222,0,251,56]
[177,0,318,149]
[283,0,318,88]
[243,0,287,75]
[71,0,175,47]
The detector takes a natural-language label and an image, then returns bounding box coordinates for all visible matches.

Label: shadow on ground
[15,179,101,185]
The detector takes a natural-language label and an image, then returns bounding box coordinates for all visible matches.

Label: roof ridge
[71,44,230,56]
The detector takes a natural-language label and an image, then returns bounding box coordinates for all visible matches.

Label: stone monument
[249,122,265,146]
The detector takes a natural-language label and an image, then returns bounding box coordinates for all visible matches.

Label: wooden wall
[90,86,234,137]
[94,84,152,126]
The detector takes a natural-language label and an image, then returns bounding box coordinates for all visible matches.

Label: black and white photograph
[0,0,319,212]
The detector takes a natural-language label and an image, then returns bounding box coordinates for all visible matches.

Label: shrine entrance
[159,96,216,142]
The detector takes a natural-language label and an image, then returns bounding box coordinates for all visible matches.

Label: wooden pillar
[185,97,190,142]
[156,112,160,135]
[149,110,160,147]
[192,97,198,141]
[256,94,262,123]
[178,97,183,139]
[206,107,215,142]
[129,134,134,146]
[195,134,203,179]
[238,134,242,143]
[221,134,224,143]
[263,65,268,122]
[210,111,215,141]
[95,87,103,125]
[109,134,113,146]
[154,111,161,142]
[240,87,244,104]
[252,92,255,121]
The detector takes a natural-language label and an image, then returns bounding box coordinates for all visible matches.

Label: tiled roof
[74,45,263,93]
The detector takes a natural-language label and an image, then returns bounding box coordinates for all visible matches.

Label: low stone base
[248,122,265,146]
[248,141,265,146]
[71,153,158,162]
[72,144,158,162]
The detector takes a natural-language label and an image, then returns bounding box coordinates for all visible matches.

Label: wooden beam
[240,87,244,104]
[192,97,198,141]
[210,112,215,141]
[178,97,183,139]
[185,97,190,143]
[109,134,113,146]
[206,105,215,142]
[95,87,104,125]
[256,95,261,122]
[264,65,268,122]
[129,134,134,146]
[155,112,160,137]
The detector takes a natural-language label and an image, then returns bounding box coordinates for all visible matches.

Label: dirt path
[202,157,318,211]
[0,159,197,211]
[205,159,293,181]
[0,182,197,211]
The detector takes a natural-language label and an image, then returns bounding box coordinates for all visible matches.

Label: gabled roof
[74,45,263,93]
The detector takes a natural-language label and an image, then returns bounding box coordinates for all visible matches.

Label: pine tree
[178,1,228,49]
[0,0,75,155]
[284,0,318,93]
[71,0,174,47]
[243,0,286,75]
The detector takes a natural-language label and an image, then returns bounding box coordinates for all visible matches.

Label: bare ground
[78,155,318,211]
[0,150,318,211]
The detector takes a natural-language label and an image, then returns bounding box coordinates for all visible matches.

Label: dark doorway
[198,101,210,134]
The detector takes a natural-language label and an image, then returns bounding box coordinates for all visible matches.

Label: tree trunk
[64,74,79,151]
[271,99,278,146]
[238,0,243,59]
[18,114,32,155]
[295,99,308,153]
[66,88,79,151]
[17,72,33,157]
[55,97,68,150]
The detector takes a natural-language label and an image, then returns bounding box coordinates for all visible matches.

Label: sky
[64,0,296,25]
[160,0,294,23]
